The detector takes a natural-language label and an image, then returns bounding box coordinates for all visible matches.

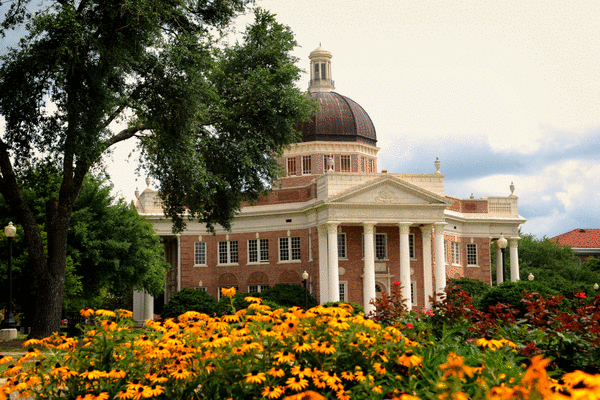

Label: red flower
[575,292,587,299]
[393,281,400,286]
[406,323,413,329]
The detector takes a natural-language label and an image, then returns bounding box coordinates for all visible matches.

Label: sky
[2,1,599,239]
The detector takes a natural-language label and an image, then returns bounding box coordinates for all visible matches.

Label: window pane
[260,239,269,262]
[338,233,346,258]
[409,234,415,259]
[302,156,312,174]
[219,241,228,264]
[291,237,301,260]
[230,241,238,264]
[375,234,387,259]
[195,242,206,265]
[279,237,289,261]
[467,243,477,265]
[248,239,258,263]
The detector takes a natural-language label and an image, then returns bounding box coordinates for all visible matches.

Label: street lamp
[528,273,534,281]
[497,235,508,283]
[302,271,309,310]
[594,283,599,291]
[1,222,17,330]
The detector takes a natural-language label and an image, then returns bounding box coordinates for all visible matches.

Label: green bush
[476,281,560,315]
[259,283,318,309]
[447,277,490,300]
[161,288,218,320]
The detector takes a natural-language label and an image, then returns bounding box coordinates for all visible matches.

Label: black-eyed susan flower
[314,341,336,355]
[340,371,354,381]
[398,350,422,368]
[170,368,191,380]
[221,286,236,297]
[373,362,387,375]
[80,308,95,317]
[0,356,13,365]
[81,366,105,380]
[274,350,296,364]
[132,385,153,400]
[245,371,267,384]
[268,367,286,378]
[107,369,127,379]
[262,386,286,399]
[286,376,309,391]
[439,352,475,380]
[95,309,116,318]
[292,340,312,353]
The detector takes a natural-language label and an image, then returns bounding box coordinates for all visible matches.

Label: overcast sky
[2,1,597,239]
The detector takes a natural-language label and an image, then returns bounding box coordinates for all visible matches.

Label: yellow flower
[475,337,504,350]
[221,286,236,297]
[372,385,383,394]
[292,340,312,353]
[170,368,192,380]
[148,385,164,397]
[95,309,116,318]
[94,393,109,400]
[340,371,354,381]
[244,371,267,384]
[80,308,95,317]
[262,386,286,399]
[439,353,475,380]
[283,391,326,400]
[286,376,309,391]
[398,350,422,368]
[132,385,154,400]
[81,367,105,380]
[107,369,127,379]
[373,362,387,375]
[268,367,286,378]
[313,341,336,354]
[0,356,13,365]
[117,309,133,319]
[275,350,296,364]
[244,296,262,304]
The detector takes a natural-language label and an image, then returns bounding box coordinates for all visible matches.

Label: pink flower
[406,323,413,329]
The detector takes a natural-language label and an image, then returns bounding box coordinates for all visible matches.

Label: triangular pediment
[326,176,452,206]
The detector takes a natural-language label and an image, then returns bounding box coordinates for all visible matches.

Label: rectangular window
[279,237,301,261]
[314,63,319,79]
[375,233,387,260]
[248,238,269,263]
[287,158,297,175]
[194,242,206,266]
[452,242,461,265]
[302,156,312,175]
[368,159,374,173]
[308,234,313,261]
[338,233,347,259]
[411,281,417,305]
[361,157,365,172]
[409,233,415,259]
[444,241,448,264]
[320,63,326,79]
[339,282,347,302]
[341,155,351,172]
[196,286,207,292]
[248,284,269,293]
[218,240,238,265]
[467,243,477,265]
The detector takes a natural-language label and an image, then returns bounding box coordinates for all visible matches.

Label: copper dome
[297,92,377,146]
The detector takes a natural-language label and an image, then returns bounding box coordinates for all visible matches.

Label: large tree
[0,168,170,322]
[0,0,314,337]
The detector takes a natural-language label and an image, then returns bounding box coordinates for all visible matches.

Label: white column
[327,222,340,302]
[399,223,412,309]
[496,245,503,284]
[176,233,181,292]
[317,225,329,304]
[433,222,447,299]
[509,238,520,282]
[420,225,433,309]
[363,222,377,315]
[133,290,154,323]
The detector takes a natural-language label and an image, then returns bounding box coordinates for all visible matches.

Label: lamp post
[302,271,309,310]
[594,283,598,291]
[1,222,17,330]
[528,273,534,281]
[497,235,508,284]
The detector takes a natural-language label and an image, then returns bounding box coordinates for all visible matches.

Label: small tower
[308,46,335,93]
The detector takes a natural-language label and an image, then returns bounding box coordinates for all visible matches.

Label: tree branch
[104,124,150,148]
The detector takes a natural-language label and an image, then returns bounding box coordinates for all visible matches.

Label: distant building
[135,47,525,315]
[550,228,600,263]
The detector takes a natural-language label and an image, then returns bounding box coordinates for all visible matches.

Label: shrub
[476,281,560,315]
[258,283,318,309]
[161,288,218,319]
[447,277,490,300]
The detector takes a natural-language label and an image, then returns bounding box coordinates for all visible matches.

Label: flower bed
[1,288,600,400]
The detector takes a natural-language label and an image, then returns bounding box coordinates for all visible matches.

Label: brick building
[134,47,525,317]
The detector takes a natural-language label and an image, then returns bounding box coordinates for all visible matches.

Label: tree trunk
[28,200,69,338]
